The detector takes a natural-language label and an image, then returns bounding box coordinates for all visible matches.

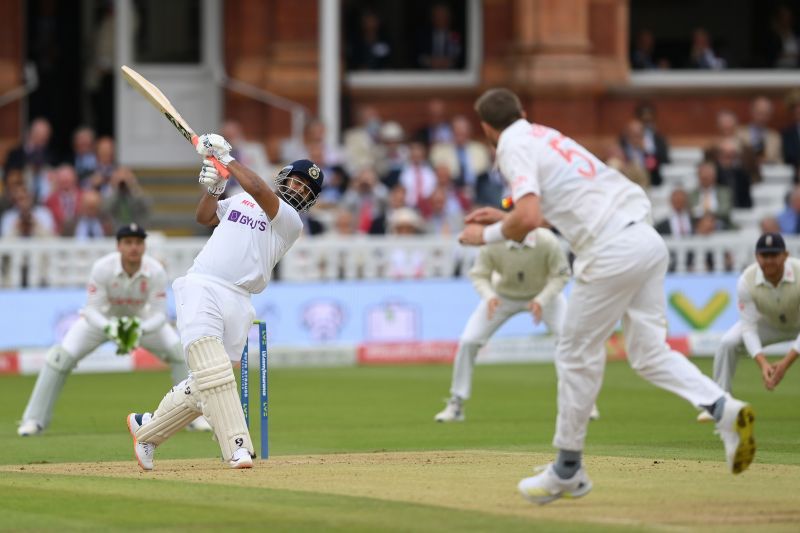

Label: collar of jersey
[755,261,794,286]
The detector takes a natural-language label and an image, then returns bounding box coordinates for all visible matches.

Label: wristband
[482,222,505,244]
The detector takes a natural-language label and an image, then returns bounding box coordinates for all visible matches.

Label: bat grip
[191,135,230,178]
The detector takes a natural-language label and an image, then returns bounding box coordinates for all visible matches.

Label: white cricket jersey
[83,252,169,332]
[189,193,303,294]
[497,119,652,255]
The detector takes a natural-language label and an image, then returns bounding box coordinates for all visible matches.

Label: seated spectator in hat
[736,96,782,164]
[688,28,726,69]
[387,207,426,279]
[44,164,83,235]
[690,161,733,228]
[104,167,151,228]
[63,189,113,239]
[71,126,98,182]
[777,185,800,234]
[781,89,800,183]
[375,121,409,188]
[0,187,56,238]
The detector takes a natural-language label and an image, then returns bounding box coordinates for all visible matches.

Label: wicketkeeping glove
[115,316,142,355]
[195,133,235,166]
[104,317,121,344]
[198,159,228,197]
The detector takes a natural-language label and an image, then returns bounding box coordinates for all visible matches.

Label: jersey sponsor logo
[242,199,256,208]
[228,209,268,231]
[109,297,146,306]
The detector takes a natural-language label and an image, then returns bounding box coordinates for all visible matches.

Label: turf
[0,358,798,531]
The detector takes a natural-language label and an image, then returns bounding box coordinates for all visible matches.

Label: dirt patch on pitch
[4,451,799,530]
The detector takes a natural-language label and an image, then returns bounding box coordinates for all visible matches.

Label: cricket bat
[120,65,229,177]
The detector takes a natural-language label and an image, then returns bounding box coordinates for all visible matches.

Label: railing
[0,231,795,288]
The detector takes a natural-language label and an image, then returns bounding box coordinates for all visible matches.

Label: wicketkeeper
[18,224,211,436]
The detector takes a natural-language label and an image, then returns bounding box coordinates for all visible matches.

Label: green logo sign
[668,290,730,330]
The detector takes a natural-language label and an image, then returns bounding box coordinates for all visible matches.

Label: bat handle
[191,135,230,179]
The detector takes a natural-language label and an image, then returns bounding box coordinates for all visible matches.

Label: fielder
[127,134,322,470]
[459,88,755,505]
[17,223,211,436]
[696,232,798,422]
[435,228,600,422]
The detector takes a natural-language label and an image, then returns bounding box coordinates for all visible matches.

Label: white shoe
[715,396,755,474]
[589,405,600,421]
[518,463,593,505]
[434,397,465,422]
[127,413,156,471]
[696,410,714,423]
[186,416,213,432]
[17,420,43,436]
[229,448,254,469]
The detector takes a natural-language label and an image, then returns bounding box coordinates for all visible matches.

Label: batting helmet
[275,159,324,212]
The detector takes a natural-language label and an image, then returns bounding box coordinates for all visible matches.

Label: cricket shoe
[716,396,755,474]
[127,413,156,471]
[696,410,714,423]
[518,464,593,505]
[229,448,254,469]
[17,420,44,436]
[589,405,600,421]
[434,397,465,422]
[186,416,213,432]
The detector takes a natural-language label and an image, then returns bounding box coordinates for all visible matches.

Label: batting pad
[187,336,254,461]
[134,379,203,445]
[21,346,73,426]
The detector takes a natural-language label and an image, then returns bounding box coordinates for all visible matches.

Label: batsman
[17,224,211,436]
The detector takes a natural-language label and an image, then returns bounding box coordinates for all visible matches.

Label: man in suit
[655,188,695,237]
[737,96,782,164]
[429,115,491,195]
[690,161,733,228]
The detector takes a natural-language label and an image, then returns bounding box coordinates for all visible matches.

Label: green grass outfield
[1,358,798,531]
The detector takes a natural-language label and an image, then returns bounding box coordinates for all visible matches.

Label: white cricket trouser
[553,223,724,451]
[172,274,255,360]
[450,293,566,400]
[713,321,797,393]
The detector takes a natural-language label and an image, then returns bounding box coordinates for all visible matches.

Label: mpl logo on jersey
[227,210,267,231]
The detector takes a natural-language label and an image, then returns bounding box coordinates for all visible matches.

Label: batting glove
[195,133,235,166]
[199,159,228,197]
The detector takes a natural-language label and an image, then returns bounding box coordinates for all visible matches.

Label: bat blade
[120,65,229,177]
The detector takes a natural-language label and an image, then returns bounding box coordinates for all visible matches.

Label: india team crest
[308,165,321,179]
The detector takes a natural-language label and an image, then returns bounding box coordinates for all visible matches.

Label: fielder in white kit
[435,227,600,422]
[18,223,211,436]
[459,88,755,505]
[127,134,322,470]
[701,233,799,413]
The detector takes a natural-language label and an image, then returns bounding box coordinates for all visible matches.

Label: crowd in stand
[0,119,150,239]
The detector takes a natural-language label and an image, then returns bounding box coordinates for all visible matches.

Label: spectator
[71,126,98,182]
[340,167,389,235]
[281,118,342,167]
[375,121,409,187]
[781,89,800,182]
[620,119,664,186]
[415,98,454,147]
[760,216,782,234]
[87,136,116,192]
[0,168,26,219]
[308,141,348,208]
[331,208,356,236]
[429,115,491,197]
[298,210,325,237]
[63,189,113,239]
[766,5,800,68]
[343,104,382,175]
[398,140,437,215]
[736,96,782,163]
[690,161,733,227]
[714,139,754,208]
[103,167,151,228]
[425,186,464,236]
[387,207,426,279]
[0,187,56,238]
[688,28,726,69]
[634,102,671,172]
[44,164,83,235]
[654,188,694,238]
[3,118,56,202]
[416,2,463,70]
[708,110,761,184]
[605,142,649,189]
[220,120,271,196]
[777,186,800,234]
[346,9,392,70]
[692,213,734,272]
[369,183,407,235]
[630,29,669,70]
